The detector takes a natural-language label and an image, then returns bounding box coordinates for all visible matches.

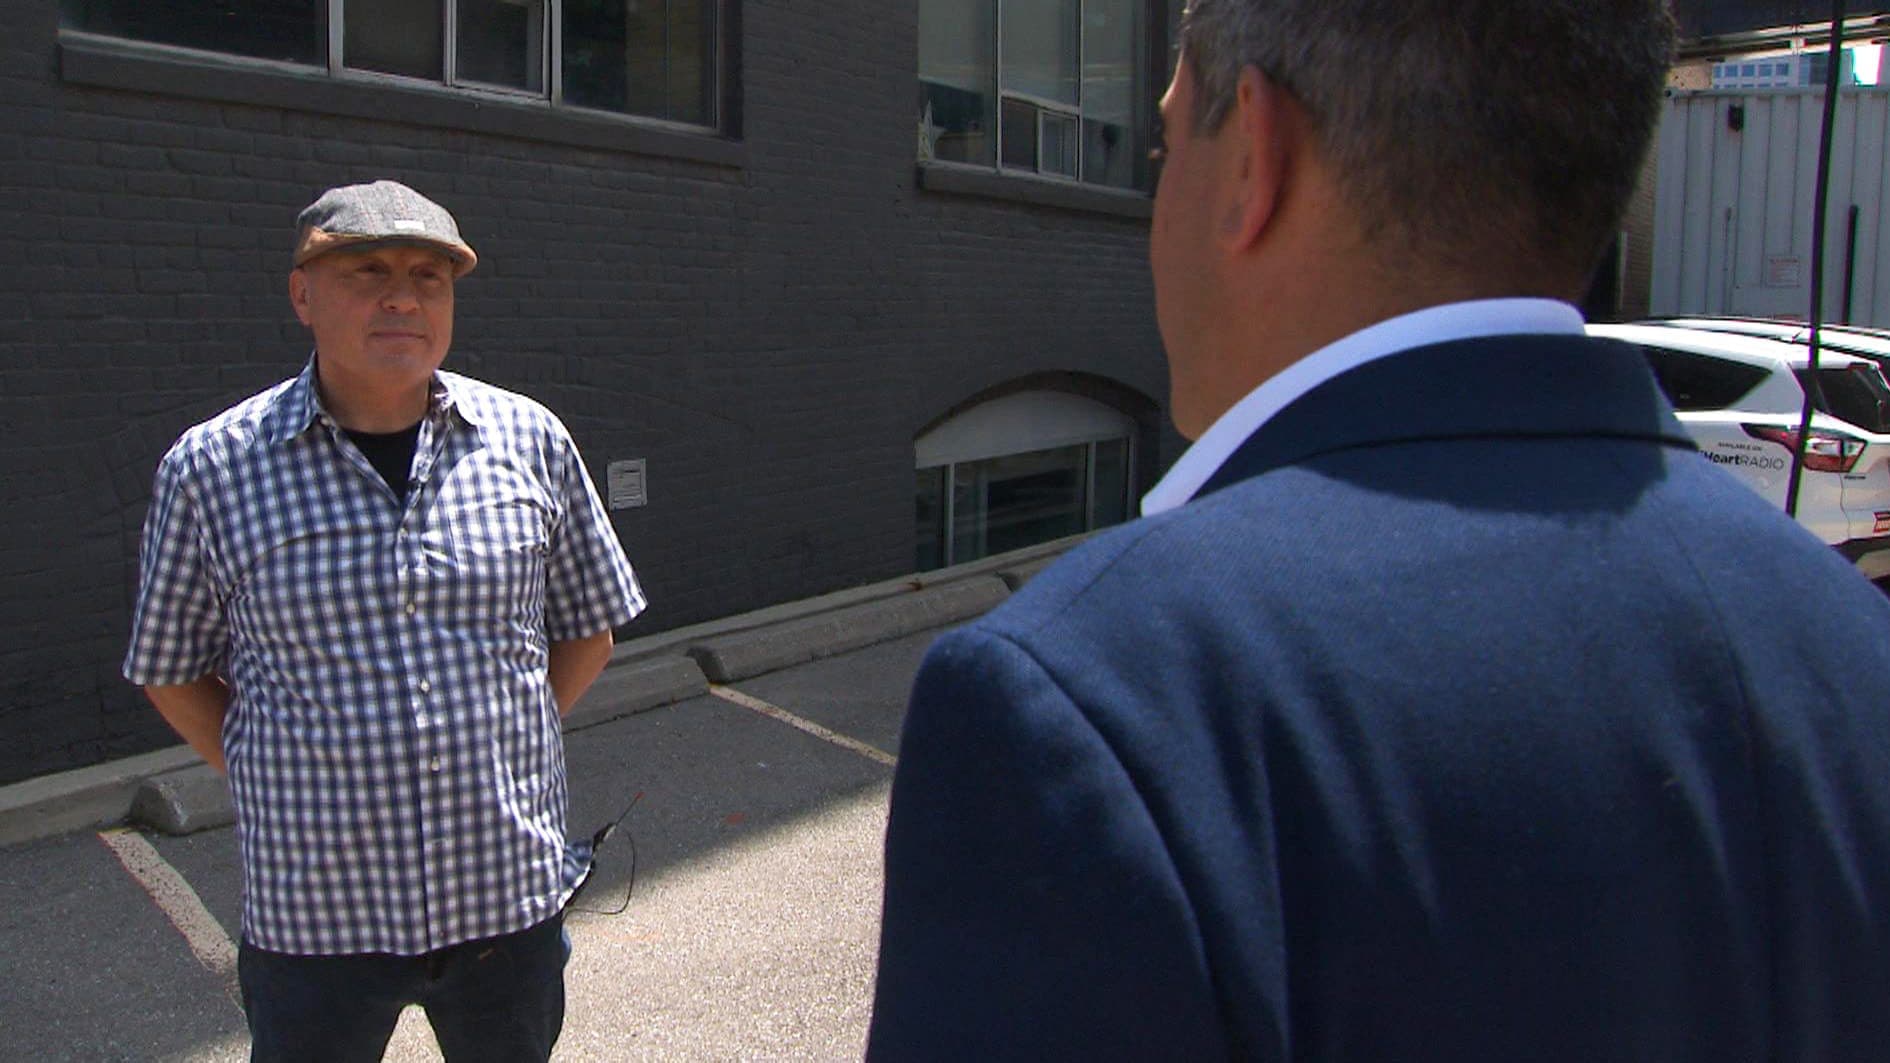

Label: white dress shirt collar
[1140,298,1586,516]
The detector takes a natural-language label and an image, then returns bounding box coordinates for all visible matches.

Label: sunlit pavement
[0,629,938,1062]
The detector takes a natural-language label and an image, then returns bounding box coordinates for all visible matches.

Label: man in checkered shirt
[123,180,645,1062]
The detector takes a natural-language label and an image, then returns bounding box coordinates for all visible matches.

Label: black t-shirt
[346,422,422,501]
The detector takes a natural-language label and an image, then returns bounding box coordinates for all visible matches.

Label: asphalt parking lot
[0,626,943,1062]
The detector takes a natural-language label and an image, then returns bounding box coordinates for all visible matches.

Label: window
[919,0,1163,191]
[57,0,323,64]
[1799,366,1890,433]
[564,0,717,125]
[915,390,1137,571]
[1638,347,1769,411]
[59,0,721,127]
[1165,0,1184,73]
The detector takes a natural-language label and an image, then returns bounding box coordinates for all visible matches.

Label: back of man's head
[1180,0,1676,293]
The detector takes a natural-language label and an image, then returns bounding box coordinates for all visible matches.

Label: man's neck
[314,362,431,433]
[1198,243,1577,433]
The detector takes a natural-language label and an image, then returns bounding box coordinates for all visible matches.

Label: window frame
[998,89,1081,178]
[326,0,722,126]
[456,0,551,99]
[327,1,552,102]
[995,1,1094,183]
[56,0,739,157]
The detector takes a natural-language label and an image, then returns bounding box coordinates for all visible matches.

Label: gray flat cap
[293,179,478,276]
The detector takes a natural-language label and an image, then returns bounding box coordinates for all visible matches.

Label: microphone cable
[566,790,643,917]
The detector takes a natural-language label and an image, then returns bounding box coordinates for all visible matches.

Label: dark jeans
[237,913,569,1063]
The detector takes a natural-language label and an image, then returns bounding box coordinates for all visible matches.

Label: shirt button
[405,601,418,616]
[418,679,431,693]
[429,757,442,773]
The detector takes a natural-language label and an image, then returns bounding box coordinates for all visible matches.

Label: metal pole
[1785,0,1848,518]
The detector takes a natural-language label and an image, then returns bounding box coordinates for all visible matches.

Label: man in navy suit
[868,1,1890,1059]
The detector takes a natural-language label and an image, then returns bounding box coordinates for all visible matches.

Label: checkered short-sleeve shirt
[124,361,645,956]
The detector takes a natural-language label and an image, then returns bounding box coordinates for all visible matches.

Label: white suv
[1590,323,1890,585]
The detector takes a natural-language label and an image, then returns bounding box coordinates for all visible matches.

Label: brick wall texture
[0,0,1175,784]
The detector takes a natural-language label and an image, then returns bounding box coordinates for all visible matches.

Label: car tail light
[1743,424,1867,473]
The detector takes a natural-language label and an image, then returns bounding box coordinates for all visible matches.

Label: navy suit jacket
[868,336,1890,1061]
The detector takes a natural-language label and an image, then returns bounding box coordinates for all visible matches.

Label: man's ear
[288,268,313,327]
[1219,66,1295,251]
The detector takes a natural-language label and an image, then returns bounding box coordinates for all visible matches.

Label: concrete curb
[994,554,1062,590]
[0,746,201,847]
[685,576,1012,684]
[601,534,1086,668]
[563,655,709,732]
[132,765,234,836]
[0,536,1087,848]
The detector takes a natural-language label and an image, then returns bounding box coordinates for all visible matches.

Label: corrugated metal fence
[1654,87,1890,326]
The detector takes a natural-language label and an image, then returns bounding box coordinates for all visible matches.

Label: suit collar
[1144,300,1585,515]
[1195,335,1696,501]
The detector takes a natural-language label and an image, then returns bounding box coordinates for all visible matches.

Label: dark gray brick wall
[0,0,1173,784]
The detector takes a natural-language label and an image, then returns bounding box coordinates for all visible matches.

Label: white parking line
[709,684,898,767]
[98,827,240,1004]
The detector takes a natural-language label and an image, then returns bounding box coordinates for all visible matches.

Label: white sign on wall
[1765,255,1803,288]
[607,459,647,510]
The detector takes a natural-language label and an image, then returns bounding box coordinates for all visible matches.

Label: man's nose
[379,276,422,311]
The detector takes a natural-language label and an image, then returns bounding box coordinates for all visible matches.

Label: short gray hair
[1180,0,1676,283]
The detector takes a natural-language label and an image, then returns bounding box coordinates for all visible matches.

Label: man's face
[290,244,456,397]
[1149,55,1225,439]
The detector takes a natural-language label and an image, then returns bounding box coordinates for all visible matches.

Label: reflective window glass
[919,0,996,165]
[346,0,444,80]
[66,0,721,129]
[60,0,323,65]
[563,0,629,109]
[916,467,949,572]
[458,0,546,92]
[1167,0,1184,75]
[1807,366,1890,433]
[565,0,714,123]
[1001,0,1079,105]
[1639,347,1769,411]
[1081,0,1145,188]
[1041,110,1079,177]
[1091,438,1131,527]
[1001,96,1040,169]
[950,445,1088,566]
[922,0,1161,189]
[915,396,1137,571]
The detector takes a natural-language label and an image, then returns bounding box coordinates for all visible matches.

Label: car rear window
[1638,346,1770,410]
[1797,365,1890,433]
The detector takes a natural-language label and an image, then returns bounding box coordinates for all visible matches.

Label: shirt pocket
[435,485,555,628]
